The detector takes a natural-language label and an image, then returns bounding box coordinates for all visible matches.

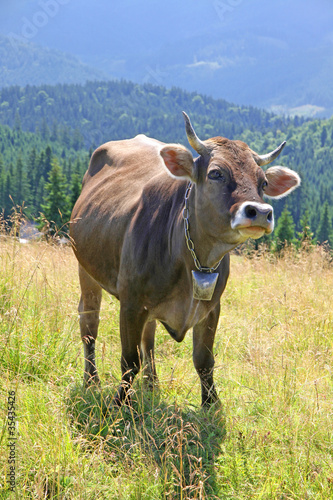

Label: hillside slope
[1,0,333,116]
[0,79,300,147]
[0,35,106,88]
[0,79,332,236]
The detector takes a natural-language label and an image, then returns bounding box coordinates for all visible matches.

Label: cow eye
[262,180,268,190]
[208,170,226,182]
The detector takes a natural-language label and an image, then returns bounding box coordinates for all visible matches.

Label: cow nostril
[245,205,257,219]
[267,210,273,223]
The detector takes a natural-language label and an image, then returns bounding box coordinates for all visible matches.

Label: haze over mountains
[0,0,333,242]
[1,0,333,117]
[0,35,106,88]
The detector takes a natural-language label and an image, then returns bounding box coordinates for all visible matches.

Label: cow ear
[160,144,194,180]
[264,166,301,199]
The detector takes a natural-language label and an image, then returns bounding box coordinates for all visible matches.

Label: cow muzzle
[231,202,274,239]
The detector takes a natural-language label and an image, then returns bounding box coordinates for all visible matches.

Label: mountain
[0,79,332,238]
[1,0,333,116]
[0,79,300,149]
[0,35,106,88]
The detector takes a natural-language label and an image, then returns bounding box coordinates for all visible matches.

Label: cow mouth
[238,226,267,239]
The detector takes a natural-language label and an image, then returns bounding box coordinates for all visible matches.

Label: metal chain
[182,182,222,273]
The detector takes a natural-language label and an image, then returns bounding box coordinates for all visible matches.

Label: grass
[0,233,332,499]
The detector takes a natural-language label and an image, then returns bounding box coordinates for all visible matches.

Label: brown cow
[70,112,300,407]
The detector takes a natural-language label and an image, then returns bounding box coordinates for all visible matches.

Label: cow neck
[183,182,224,273]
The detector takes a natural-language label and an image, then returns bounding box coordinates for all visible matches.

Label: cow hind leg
[192,304,220,407]
[141,320,158,389]
[78,265,102,387]
[113,303,148,406]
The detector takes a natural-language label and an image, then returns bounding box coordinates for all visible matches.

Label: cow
[70,112,300,407]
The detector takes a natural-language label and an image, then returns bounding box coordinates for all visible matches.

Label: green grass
[0,238,333,499]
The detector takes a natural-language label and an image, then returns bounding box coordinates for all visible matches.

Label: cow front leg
[78,265,102,387]
[141,320,158,389]
[193,303,220,407]
[113,304,148,406]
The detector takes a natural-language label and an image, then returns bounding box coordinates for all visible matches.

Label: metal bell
[192,271,219,301]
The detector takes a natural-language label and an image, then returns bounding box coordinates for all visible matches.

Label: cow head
[160,112,300,247]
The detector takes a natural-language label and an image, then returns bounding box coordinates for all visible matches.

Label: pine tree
[316,201,333,246]
[43,146,53,178]
[320,126,327,147]
[40,118,50,141]
[14,111,21,132]
[69,172,81,212]
[50,121,59,142]
[72,128,83,151]
[63,158,73,182]
[40,159,70,235]
[36,176,45,214]
[15,156,23,204]
[15,156,31,210]
[4,174,12,217]
[60,126,71,148]
[27,148,38,208]
[37,151,45,182]
[274,205,296,252]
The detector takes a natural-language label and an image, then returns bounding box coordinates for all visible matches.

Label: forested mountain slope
[0,35,105,88]
[0,80,300,147]
[0,80,332,241]
[2,1,333,116]
[0,123,89,220]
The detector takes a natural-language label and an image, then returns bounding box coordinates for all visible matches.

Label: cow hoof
[112,385,134,408]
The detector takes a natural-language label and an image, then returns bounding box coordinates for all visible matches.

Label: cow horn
[182,111,209,156]
[254,141,287,166]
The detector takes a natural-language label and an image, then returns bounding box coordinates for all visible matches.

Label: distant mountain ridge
[0,35,106,88]
[1,0,332,117]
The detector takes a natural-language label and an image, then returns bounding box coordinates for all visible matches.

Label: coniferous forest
[0,79,332,246]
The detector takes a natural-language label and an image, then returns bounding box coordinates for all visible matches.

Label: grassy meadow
[0,232,332,499]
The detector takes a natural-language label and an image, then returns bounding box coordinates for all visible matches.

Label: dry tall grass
[0,235,332,499]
